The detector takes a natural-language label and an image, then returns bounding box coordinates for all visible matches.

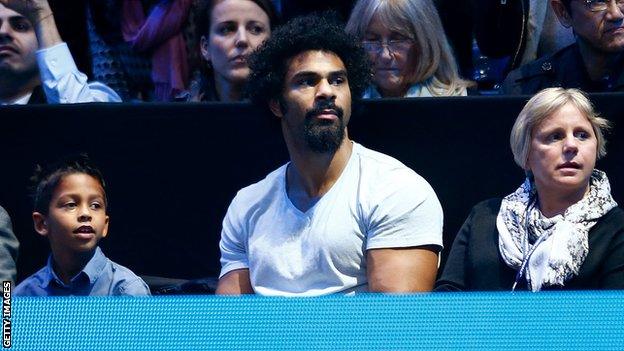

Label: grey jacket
[0,206,19,284]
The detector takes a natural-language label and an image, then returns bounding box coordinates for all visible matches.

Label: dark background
[2,95,623,282]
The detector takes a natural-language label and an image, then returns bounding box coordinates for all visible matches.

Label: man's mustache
[305,100,344,121]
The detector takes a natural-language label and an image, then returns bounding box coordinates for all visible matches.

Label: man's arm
[216,269,254,295]
[367,246,439,292]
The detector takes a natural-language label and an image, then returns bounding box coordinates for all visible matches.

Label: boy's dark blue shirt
[14,247,151,296]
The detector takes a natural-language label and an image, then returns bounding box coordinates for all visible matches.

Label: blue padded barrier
[11,291,624,350]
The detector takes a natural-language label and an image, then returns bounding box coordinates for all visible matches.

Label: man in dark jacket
[502,0,624,94]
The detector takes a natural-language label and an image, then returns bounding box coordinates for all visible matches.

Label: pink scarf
[122,0,192,101]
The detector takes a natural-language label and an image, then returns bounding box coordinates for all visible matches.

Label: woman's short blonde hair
[345,0,471,96]
[510,87,611,170]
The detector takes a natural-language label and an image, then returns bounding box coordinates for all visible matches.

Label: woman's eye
[63,202,77,209]
[547,132,563,142]
[249,24,265,35]
[575,131,590,140]
[216,24,235,35]
[90,202,102,210]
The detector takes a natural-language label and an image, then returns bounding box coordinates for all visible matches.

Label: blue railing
[9,291,624,350]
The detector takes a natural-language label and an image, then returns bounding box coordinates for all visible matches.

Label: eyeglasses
[361,39,412,54]
[583,0,624,12]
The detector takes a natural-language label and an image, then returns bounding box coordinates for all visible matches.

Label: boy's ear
[101,216,110,239]
[32,212,49,237]
[269,99,284,118]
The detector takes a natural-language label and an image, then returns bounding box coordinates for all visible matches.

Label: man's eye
[11,20,31,32]
[331,77,346,85]
[297,78,314,86]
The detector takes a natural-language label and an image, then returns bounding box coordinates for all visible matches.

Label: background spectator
[87,0,154,102]
[121,0,193,101]
[502,0,624,94]
[187,0,278,102]
[345,0,472,98]
[0,0,121,104]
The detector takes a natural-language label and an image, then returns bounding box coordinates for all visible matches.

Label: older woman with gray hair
[345,0,472,98]
[436,87,624,291]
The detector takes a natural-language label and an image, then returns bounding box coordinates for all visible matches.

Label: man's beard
[303,100,345,154]
[0,61,39,100]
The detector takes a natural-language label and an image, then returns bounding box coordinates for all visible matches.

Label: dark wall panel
[2,95,623,282]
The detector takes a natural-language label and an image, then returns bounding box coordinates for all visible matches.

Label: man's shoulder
[230,164,288,207]
[502,44,577,94]
[354,143,430,187]
[355,143,413,173]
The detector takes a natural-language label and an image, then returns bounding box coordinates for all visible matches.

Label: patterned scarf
[496,170,617,291]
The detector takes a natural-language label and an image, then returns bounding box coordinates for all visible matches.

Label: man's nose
[0,21,12,39]
[315,79,336,100]
[606,0,624,20]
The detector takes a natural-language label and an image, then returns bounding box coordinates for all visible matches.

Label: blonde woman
[436,88,624,291]
[345,0,472,98]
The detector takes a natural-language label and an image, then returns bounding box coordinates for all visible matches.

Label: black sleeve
[0,206,19,284]
[434,208,476,292]
[599,227,624,289]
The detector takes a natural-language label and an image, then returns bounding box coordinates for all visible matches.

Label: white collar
[0,91,33,105]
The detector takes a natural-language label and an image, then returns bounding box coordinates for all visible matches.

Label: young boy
[15,155,150,296]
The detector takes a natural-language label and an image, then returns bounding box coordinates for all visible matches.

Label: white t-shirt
[219,142,443,296]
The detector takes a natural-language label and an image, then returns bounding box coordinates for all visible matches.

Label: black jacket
[501,43,624,94]
[436,199,624,291]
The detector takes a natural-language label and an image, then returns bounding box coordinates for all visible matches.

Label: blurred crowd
[3,0,624,105]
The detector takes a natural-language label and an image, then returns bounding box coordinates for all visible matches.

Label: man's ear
[200,35,211,62]
[101,216,110,239]
[551,0,573,28]
[269,99,283,117]
[32,212,48,237]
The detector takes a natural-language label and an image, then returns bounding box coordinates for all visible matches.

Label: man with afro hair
[216,13,444,296]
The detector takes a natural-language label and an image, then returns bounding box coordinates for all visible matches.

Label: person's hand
[0,0,53,25]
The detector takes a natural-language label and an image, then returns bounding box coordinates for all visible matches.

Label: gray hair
[510,87,610,170]
[345,0,471,96]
